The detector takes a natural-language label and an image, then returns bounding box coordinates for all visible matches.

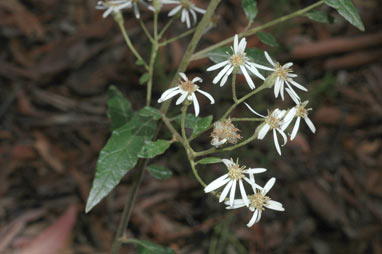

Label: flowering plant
[85,0,364,252]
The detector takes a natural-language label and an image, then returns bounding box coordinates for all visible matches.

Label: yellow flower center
[249,191,270,211]
[180,0,192,9]
[227,161,245,180]
[275,63,292,81]
[230,53,246,67]
[296,105,308,118]
[265,111,280,129]
[180,80,198,94]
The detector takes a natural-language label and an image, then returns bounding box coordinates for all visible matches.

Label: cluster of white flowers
[96,0,205,29]
[204,159,284,227]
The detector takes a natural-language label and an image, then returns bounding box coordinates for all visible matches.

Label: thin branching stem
[159,28,196,47]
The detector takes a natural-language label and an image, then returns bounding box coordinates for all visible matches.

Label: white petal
[158,88,181,103]
[191,93,200,116]
[221,158,234,168]
[193,6,205,14]
[258,124,270,140]
[212,64,231,84]
[244,177,262,191]
[168,5,182,16]
[273,129,282,155]
[233,34,239,53]
[240,65,255,89]
[185,11,191,28]
[175,91,188,105]
[286,88,300,105]
[290,117,301,140]
[229,180,237,207]
[239,180,249,206]
[238,37,247,54]
[179,72,188,81]
[251,62,274,71]
[196,89,215,104]
[274,77,281,98]
[283,62,293,69]
[158,86,179,101]
[220,66,234,87]
[290,79,308,91]
[255,210,262,223]
[207,60,229,71]
[262,177,276,195]
[102,8,113,18]
[264,51,275,66]
[280,80,285,100]
[225,199,246,209]
[181,8,186,22]
[244,103,265,118]
[283,107,297,125]
[247,64,265,80]
[265,200,285,211]
[219,180,233,203]
[192,76,202,83]
[304,116,316,133]
[204,174,229,193]
[247,209,259,227]
[276,128,288,146]
[244,168,267,174]
[133,3,140,19]
[189,9,197,24]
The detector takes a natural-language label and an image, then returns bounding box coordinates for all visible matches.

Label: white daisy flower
[207,35,267,89]
[245,103,295,156]
[288,100,316,140]
[157,72,214,116]
[226,177,284,227]
[165,0,206,29]
[96,0,132,18]
[257,51,308,103]
[204,158,266,207]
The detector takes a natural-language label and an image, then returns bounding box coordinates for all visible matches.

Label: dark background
[0,0,381,253]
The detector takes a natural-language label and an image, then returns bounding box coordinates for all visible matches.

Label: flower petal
[262,177,276,195]
[219,180,233,203]
[168,4,181,16]
[196,89,215,104]
[175,91,188,105]
[290,117,300,140]
[239,180,249,206]
[233,34,239,53]
[264,51,275,66]
[265,200,285,211]
[229,180,237,207]
[221,158,234,168]
[244,168,267,174]
[207,60,229,71]
[204,174,229,193]
[258,124,270,140]
[191,92,200,116]
[273,129,282,155]
[304,116,316,133]
[247,209,259,227]
[179,72,188,81]
[213,64,231,84]
[244,102,265,118]
[240,65,255,89]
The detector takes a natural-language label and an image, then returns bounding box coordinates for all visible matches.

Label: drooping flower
[96,0,132,18]
[210,119,242,148]
[256,51,308,103]
[157,72,214,116]
[165,0,205,28]
[204,159,266,207]
[207,34,268,89]
[245,103,295,155]
[288,100,316,140]
[226,177,284,227]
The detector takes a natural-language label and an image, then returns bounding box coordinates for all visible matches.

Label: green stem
[159,28,196,47]
[161,113,186,145]
[158,14,179,39]
[191,0,324,61]
[111,159,147,254]
[231,69,238,103]
[116,17,149,70]
[139,18,154,43]
[146,11,160,106]
[230,117,263,122]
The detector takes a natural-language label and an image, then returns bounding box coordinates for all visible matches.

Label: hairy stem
[191,0,325,61]
[231,69,238,103]
[139,18,154,43]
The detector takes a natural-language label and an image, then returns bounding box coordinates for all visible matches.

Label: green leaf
[85,115,156,213]
[138,139,171,159]
[242,0,258,21]
[139,73,150,85]
[107,86,133,131]
[197,157,222,164]
[324,0,364,31]
[134,239,175,254]
[208,46,231,64]
[176,114,213,138]
[256,32,279,47]
[146,165,173,180]
[306,10,336,24]
[136,59,144,66]
[139,106,162,120]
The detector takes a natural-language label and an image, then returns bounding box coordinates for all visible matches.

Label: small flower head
[204,158,267,207]
[289,100,316,140]
[96,0,132,18]
[157,72,214,116]
[166,0,206,28]
[207,35,268,89]
[226,177,285,227]
[261,51,308,103]
[210,119,242,147]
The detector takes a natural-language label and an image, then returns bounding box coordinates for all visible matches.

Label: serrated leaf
[242,0,258,21]
[139,106,162,120]
[256,32,279,47]
[197,157,222,164]
[146,165,173,180]
[176,114,213,138]
[138,139,171,159]
[139,73,150,85]
[85,115,156,213]
[134,239,175,254]
[306,10,336,24]
[107,86,133,131]
[208,46,231,64]
[324,0,364,31]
